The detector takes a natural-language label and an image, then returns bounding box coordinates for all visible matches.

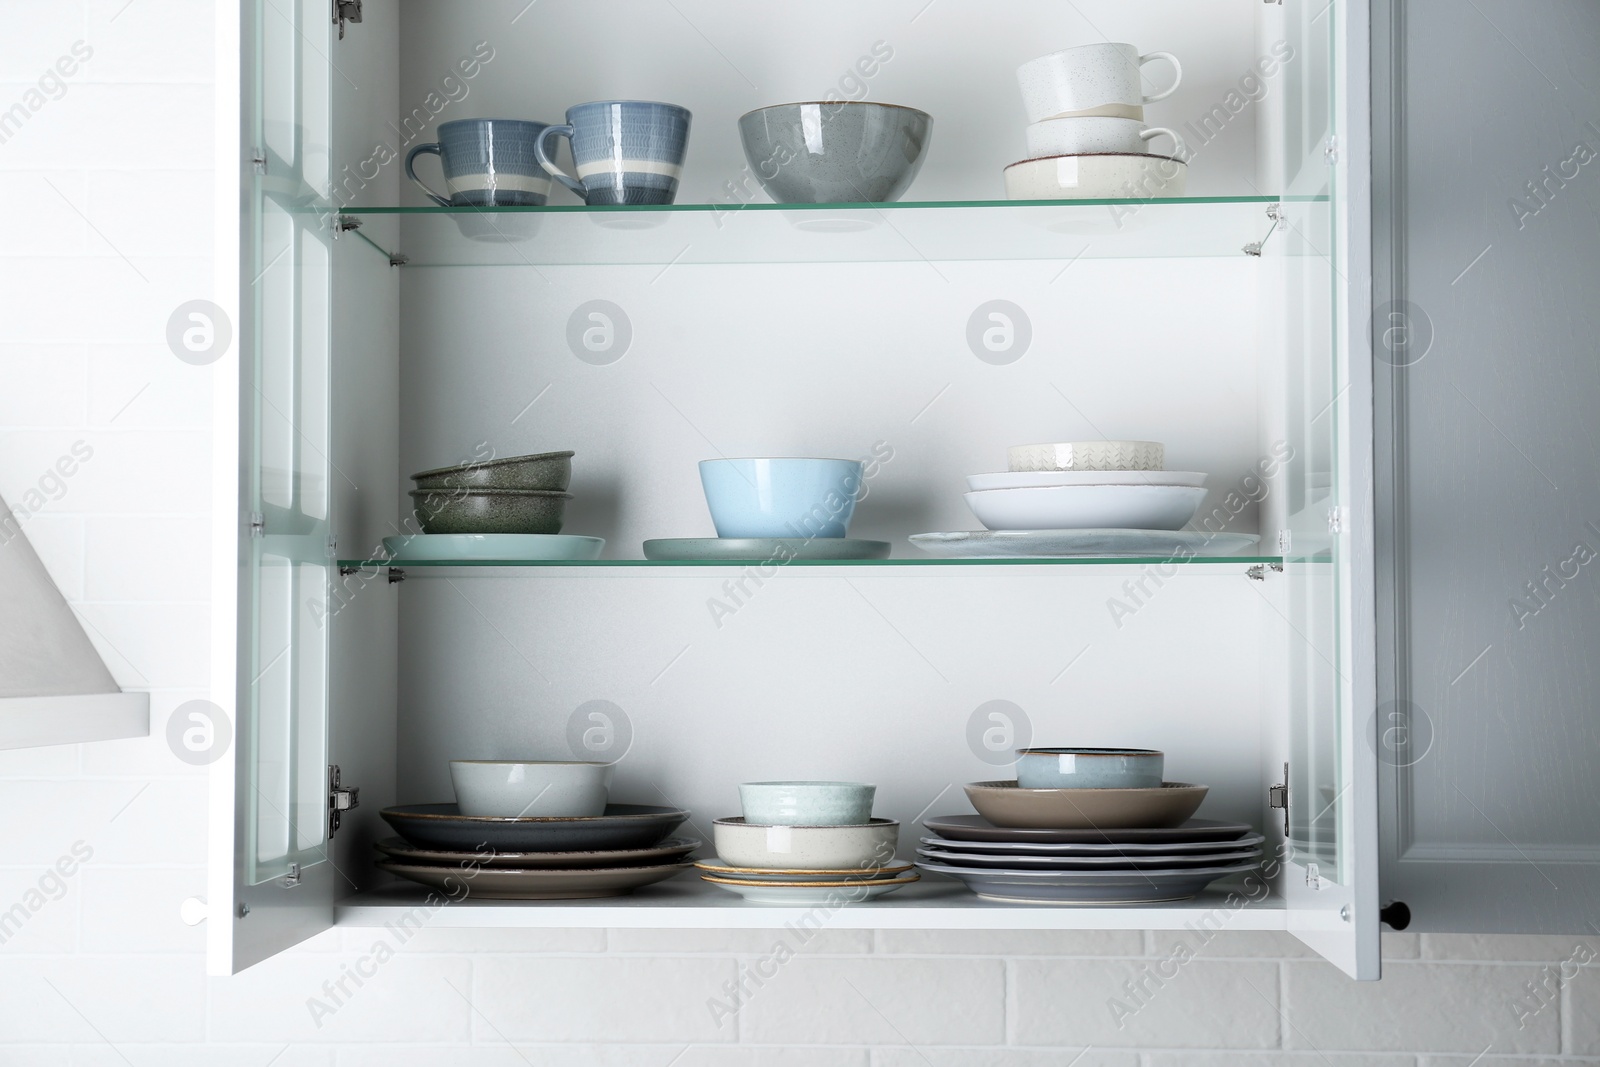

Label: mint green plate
[381,534,604,561]
[642,537,891,561]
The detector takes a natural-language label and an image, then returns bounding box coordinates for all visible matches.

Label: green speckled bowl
[409,488,571,535]
[412,450,574,491]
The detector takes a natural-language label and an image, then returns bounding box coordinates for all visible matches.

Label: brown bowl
[963,780,1208,830]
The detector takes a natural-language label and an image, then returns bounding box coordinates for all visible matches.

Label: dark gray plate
[920,831,1267,856]
[375,835,701,869]
[377,858,693,899]
[916,856,1262,904]
[923,815,1254,845]
[380,803,688,853]
[915,845,1263,870]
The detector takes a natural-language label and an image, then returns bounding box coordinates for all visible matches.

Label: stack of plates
[377,803,696,899]
[917,815,1264,905]
[694,857,919,904]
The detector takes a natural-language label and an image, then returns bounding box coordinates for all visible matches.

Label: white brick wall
[3,3,1600,1064]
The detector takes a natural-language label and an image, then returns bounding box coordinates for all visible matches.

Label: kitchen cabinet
[207,0,1379,977]
[1372,0,1600,932]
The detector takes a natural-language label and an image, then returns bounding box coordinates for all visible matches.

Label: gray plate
[923,815,1255,844]
[642,538,891,561]
[907,530,1260,559]
[916,856,1262,904]
[377,858,693,899]
[919,831,1267,856]
[380,803,688,853]
[915,845,1264,870]
[375,835,701,869]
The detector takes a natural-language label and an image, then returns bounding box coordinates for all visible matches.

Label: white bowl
[967,470,1206,492]
[964,485,1206,532]
[449,760,613,818]
[712,817,900,870]
[1008,441,1165,472]
[1003,153,1187,201]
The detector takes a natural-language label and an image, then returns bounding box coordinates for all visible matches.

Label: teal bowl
[738,781,876,826]
[699,458,864,539]
[1014,748,1164,789]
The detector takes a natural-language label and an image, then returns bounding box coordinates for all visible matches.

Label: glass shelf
[338,556,1281,570]
[333,196,1300,267]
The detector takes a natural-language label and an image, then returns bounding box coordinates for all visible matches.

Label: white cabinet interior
[209,0,1377,978]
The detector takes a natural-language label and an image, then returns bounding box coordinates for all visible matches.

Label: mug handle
[1138,51,1183,103]
[404,143,452,207]
[534,125,587,199]
[1140,126,1186,158]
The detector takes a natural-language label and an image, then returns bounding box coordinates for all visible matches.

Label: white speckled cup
[1018,44,1183,124]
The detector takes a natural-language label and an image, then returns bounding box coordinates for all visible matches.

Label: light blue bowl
[699,458,864,539]
[739,781,877,826]
[1014,748,1165,789]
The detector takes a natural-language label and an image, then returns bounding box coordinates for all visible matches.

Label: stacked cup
[700,782,919,903]
[1005,43,1189,200]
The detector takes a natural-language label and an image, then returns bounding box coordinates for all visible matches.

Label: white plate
[694,857,915,882]
[380,534,604,561]
[700,873,920,904]
[1003,154,1187,200]
[965,485,1206,531]
[907,530,1260,559]
[920,831,1266,855]
[966,470,1206,492]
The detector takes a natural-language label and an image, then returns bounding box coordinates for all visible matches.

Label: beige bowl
[712,817,900,870]
[964,780,1208,830]
[1008,441,1165,473]
[1003,153,1187,200]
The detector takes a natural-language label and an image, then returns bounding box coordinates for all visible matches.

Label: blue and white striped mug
[405,118,553,207]
[535,101,692,205]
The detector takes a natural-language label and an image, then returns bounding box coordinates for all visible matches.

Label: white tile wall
[2,3,1598,1064]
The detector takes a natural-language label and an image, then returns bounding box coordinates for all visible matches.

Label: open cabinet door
[1267,0,1380,978]
[208,0,339,975]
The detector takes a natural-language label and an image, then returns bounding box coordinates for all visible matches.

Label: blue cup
[698,458,864,539]
[405,118,553,207]
[535,101,692,205]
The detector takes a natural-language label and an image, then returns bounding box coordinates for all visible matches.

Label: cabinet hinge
[333,0,362,39]
[329,764,360,836]
[281,862,301,888]
[1268,761,1289,835]
[327,534,339,558]
[1327,506,1347,534]
[1305,862,1323,890]
[250,150,267,175]
[248,511,265,538]
[1277,529,1292,556]
[1324,136,1340,165]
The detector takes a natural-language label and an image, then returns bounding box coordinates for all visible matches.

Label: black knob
[1380,900,1411,930]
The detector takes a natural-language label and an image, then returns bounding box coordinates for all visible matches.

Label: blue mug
[535,101,692,205]
[405,118,553,207]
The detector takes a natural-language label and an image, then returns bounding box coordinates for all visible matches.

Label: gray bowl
[412,450,574,491]
[738,101,932,204]
[409,488,571,534]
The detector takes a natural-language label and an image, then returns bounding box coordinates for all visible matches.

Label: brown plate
[375,836,700,869]
[963,781,1208,830]
[376,858,693,899]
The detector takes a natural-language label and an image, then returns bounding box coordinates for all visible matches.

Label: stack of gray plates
[916,815,1265,905]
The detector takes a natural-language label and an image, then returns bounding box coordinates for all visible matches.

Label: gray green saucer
[642,538,891,561]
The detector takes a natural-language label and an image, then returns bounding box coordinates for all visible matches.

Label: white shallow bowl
[1004,153,1187,200]
[713,817,900,870]
[965,485,1206,532]
[449,761,613,818]
[1009,441,1165,472]
[967,470,1205,492]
